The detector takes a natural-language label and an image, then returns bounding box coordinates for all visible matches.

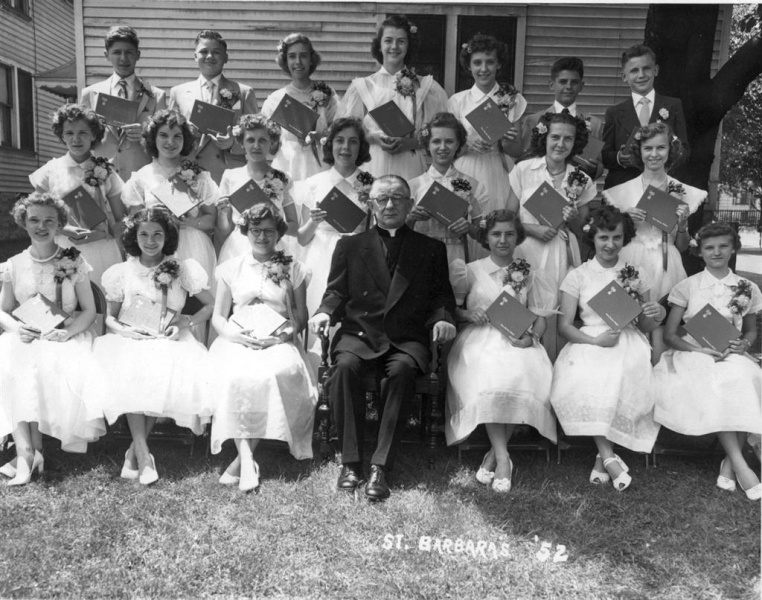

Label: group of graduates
[0,16,759,502]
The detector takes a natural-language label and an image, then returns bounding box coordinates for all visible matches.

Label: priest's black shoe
[365,464,390,500]
[337,463,363,491]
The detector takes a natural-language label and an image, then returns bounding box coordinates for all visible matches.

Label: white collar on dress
[468,82,500,102]
[328,166,360,185]
[697,268,739,290]
[588,256,626,272]
[483,255,514,275]
[61,153,90,169]
[426,165,458,180]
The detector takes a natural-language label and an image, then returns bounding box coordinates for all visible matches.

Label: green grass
[0,437,759,599]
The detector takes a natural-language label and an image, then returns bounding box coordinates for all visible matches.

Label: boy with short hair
[168,30,258,184]
[601,44,689,189]
[80,25,166,180]
[519,57,604,179]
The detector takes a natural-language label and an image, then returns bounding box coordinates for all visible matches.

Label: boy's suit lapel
[386,233,422,312]
[134,76,152,115]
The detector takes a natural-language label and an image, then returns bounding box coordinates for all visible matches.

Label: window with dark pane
[456,16,518,93]
[392,13,446,87]
[0,64,13,147]
[18,69,34,151]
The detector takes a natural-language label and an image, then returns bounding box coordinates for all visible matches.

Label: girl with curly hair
[506,111,596,360]
[338,15,448,180]
[86,207,214,485]
[261,33,340,181]
[0,193,105,485]
[29,103,126,285]
[603,121,705,361]
[447,34,528,223]
[216,113,298,264]
[550,205,666,491]
[121,109,219,294]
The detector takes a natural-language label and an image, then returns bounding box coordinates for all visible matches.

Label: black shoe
[365,464,390,500]
[337,463,363,491]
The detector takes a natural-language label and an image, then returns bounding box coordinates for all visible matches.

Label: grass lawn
[0,434,759,599]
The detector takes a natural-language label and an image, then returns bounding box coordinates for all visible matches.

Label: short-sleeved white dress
[654,269,762,435]
[29,153,125,285]
[88,256,211,433]
[549,257,660,453]
[209,254,316,458]
[446,257,557,445]
[0,249,105,452]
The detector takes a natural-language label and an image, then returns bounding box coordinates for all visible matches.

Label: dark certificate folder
[12,293,70,334]
[684,303,741,352]
[61,185,107,230]
[318,186,366,234]
[636,185,685,233]
[270,94,319,140]
[588,280,643,331]
[522,182,567,230]
[190,100,236,135]
[417,181,470,226]
[95,93,140,126]
[228,179,271,214]
[465,97,513,144]
[573,136,604,166]
[485,290,537,339]
[368,101,415,138]
[118,294,177,336]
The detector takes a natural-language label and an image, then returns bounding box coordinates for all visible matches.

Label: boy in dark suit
[310,175,457,500]
[80,26,166,180]
[602,44,689,189]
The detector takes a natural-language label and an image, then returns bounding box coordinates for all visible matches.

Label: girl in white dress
[550,205,666,491]
[654,223,762,500]
[408,112,489,303]
[261,33,339,182]
[210,204,316,492]
[90,208,214,485]
[446,210,556,493]
[216,114,298,264]
[507,112,597,361]
[603,122,705,362]
[297,117,373,360]
[122,109,218,290]
[29,104,125,286]
[448,34,527,216]
[339,15,448,180]
[0,193,105,486]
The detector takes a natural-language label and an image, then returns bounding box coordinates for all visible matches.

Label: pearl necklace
[29,246,59,263]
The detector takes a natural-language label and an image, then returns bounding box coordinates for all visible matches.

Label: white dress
[29,153,125,286]
[603,176,706,301]
[88,257,211,433]
[654,270,762,435]
[261,83,339,182]
[446,257,556,445]
[511,157,597,308]
[549,258,660,453]
[209,254,317,458]
[0,249,105,452]
[448,84,528,214]
[339,67,448,180]
[122,161,218,291]
[409,165,489,303]
[217,165,297,264]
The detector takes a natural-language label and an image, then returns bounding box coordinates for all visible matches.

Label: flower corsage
[502,258,531,296]
[176,159,205,196]
[82,157,113,188]
[667,181,685,198]
[309,81,333,110]
[218,87,240,110]
[395,67,419,98]
[564,166,587,207]
[353,171,375,209]
[53,247,83,309]
[617,264,646,302]
[135,77,154,100]
[264,251,293,286]
[494,82,520,116]
[728,279,752,315]
[262,170,289,203]
[152,259,181,334]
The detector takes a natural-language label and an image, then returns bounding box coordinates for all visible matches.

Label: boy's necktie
[205,81,216,104]
[117,79,128,99]
[638,97,650,126]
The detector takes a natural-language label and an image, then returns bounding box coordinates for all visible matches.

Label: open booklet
[95,93,140,126]
[12,293,70,335]
[118,294,177,336]
[230,302,288,339]
[150,178,198,218]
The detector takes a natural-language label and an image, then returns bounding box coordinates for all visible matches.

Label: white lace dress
[261,83,339,182]
[654,270,762,435]
[208,255,316,458]
[446,257,556,445]
[339,67,448,180]
[0,249,105,452]
[603,176,706,301]
[29,153,125,286]
[87,256,211,433]
[549,258,660,453]
[122,161,219,291]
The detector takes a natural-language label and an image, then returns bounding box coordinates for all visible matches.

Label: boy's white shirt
[630,89,656,118]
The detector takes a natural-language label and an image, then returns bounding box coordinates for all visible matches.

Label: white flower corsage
[535,122,548,135]
[659,108,670,120]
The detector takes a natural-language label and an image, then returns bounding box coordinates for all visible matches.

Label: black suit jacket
[601,93,689,189]
[316,226,456,372]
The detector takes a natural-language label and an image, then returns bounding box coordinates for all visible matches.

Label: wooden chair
[315,331,446,469]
